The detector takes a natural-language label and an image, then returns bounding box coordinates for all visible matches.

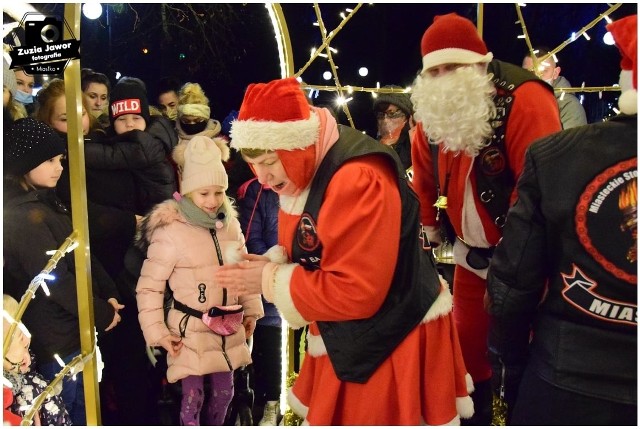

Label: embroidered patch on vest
[297,213,320,252]
[575,158,637,284]
[479,147,506,176]
[561,264,637,326]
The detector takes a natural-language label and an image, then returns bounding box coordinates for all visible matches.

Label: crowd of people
[2,10,636,427]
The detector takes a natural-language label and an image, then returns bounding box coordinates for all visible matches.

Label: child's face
[3,323,31,374]
[51,95,90,135]
[25,154,64,189]
[189,185,226,214]
[114,113,146,134]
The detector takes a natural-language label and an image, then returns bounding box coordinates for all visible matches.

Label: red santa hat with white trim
[607,14,637,115]
[420,12,493,73]
[230,77,320,190]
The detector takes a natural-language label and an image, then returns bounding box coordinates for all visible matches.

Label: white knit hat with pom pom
[172,135,230,195]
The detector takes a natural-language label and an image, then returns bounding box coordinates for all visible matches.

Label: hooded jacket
[135,199,263,383]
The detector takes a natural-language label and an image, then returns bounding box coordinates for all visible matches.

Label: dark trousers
[38,351,86,426]
[512,366,637,425]
[251,324,283,403]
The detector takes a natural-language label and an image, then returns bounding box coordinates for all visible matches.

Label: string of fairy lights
[268,3,625,128]
[1,231,100,426]
[1,4,628,425]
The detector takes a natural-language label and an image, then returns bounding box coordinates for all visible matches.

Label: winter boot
[259,401,279,426]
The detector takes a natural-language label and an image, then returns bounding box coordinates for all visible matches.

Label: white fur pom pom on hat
[607,14,637,115]
[174,135,230,195]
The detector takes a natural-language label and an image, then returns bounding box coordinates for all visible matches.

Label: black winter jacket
[102,116,179,215]
[487,114,637,405]
[55,129,167,279]
[3,185,121,364]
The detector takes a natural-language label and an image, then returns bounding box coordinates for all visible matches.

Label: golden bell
[434,195,448,210]
[433,239,454,264]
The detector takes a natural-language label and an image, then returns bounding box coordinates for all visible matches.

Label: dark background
[5,3,638,137]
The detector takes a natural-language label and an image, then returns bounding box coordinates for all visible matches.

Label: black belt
[173,299,203,318]
[457,237,495,270]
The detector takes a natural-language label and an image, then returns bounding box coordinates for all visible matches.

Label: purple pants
[180,372,234,426]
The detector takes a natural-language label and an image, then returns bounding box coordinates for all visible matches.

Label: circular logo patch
[575,158,637,284]
[480,147,506,176]
[297,214,319,252]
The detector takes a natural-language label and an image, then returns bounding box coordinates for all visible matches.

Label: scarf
[177,196,221,229]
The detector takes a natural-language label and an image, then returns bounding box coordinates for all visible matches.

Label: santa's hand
[216,260,268,295]
[158,334,183,357]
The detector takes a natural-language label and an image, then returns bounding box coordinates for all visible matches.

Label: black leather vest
[475,60,554,227]
[291,126,441,383]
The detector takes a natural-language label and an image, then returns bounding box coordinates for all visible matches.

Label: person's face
[242,152,290,194]
[114,113,146,134]
[50,95,91,135]
[3,86,10,106]
[14,70,35,94]
[3,324,31,374]
[25,154,64,189]
[522,56,558,82]
[424,63,467,78]
[376,104,407,144]
[83,83,109,117]
[158,91,179,119]
[189,185,225,214]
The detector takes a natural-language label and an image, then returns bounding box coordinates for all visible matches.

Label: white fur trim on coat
[306,331,327,357]
[453,239,488,280]
[422,49,493,73]
[273,263,310,329]
[264,245,289,263]
[230,111,320,151]
[422,283,454,323]
[457,395,475,420]
[279,188,309,215]
[287,388,309,419]
[422,224,443,247]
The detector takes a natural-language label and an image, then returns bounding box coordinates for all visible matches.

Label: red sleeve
[411,121,439,227]
[289,155,401,321]
[505,81,562,202]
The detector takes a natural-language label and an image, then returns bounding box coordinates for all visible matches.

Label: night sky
[7,3,638,137]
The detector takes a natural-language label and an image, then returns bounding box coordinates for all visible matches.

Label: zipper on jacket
[221,336,232,370]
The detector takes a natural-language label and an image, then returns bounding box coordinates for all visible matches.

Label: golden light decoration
[270,3,625,131]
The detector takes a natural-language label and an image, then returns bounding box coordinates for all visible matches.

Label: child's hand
[108,298,125,312]
[105,311,122,332]
[158,334,183,357]
[243,316,257,338]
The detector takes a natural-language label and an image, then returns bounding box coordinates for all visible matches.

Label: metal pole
[63,3,101,425]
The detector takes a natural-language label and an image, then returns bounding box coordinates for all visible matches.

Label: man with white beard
[410,12,562,425]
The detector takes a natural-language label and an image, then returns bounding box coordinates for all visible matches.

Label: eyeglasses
[376,110,406,120]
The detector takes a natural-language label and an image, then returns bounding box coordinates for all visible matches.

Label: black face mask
[180,120,208,135]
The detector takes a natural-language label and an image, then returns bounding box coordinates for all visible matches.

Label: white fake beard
[411,66,497,157]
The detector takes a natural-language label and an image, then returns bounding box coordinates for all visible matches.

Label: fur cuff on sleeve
[264,245,289,263]
[271,263,310,329]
